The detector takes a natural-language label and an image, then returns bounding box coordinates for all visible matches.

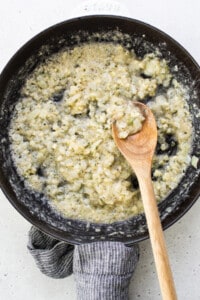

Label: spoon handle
[138,174,177,300]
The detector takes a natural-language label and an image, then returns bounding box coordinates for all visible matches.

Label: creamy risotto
[9,42,192,223]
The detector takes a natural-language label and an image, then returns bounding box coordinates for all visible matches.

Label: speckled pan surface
[0,15,199,245]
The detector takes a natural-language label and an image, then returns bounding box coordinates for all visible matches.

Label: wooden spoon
[112,102,177,300]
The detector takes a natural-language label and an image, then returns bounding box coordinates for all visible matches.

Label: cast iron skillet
[0,15,199,245]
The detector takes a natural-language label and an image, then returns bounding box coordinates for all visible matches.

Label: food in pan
[9,39,192,223]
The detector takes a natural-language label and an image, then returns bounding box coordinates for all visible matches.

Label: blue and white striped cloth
[28,227,139,300]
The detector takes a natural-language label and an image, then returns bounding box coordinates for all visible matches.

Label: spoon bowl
[112,102,157,176]
[112,102,177,300]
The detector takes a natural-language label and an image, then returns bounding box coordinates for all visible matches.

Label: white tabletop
[0,1,200,299]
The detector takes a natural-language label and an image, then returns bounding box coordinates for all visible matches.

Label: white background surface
[0,0,200,299]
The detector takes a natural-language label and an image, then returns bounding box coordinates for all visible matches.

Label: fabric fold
[28,227,74,278]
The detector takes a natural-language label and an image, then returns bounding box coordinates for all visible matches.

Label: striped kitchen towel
[28,226,139,300]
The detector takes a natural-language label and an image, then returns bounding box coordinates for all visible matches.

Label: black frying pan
[0,15,199,245]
